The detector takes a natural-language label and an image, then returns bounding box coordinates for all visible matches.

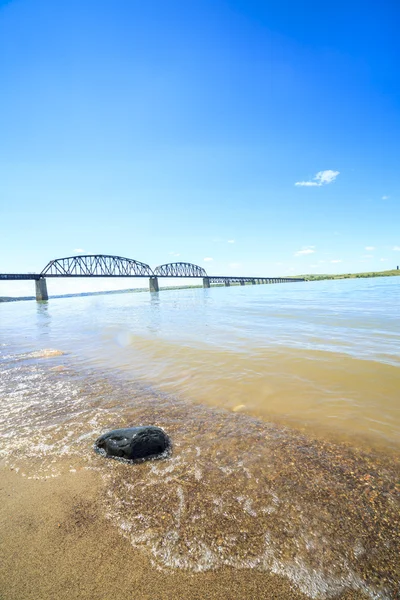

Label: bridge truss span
[154,262,208,278]
[41,255,154,277]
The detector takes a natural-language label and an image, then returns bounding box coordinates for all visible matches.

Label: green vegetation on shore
[299,269,400,281]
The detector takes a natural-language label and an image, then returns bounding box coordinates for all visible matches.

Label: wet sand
[0,466,369,600]
[1,357,399,599]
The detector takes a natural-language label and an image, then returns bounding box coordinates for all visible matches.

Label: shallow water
[1,277,400,448]
[1,277,399,598]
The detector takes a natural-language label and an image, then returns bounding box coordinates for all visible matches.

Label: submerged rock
[94,426,172,462]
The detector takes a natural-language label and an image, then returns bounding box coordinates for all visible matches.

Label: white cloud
[330,259,342,264]
[74,248,84,253]
[295,181,320,187]
[393,246,400,251]
[296,249,314,255]
[295,170,340,187]
[380,258,387,262]
[169,252,180,257]
[363,255,373,259]
[318,260,325,264]
[382,195,389,200]
[295,246,315,256]
[229,262,242,270]
[203,257,213,262]
[365,246,375,251]
[227,239,235,244]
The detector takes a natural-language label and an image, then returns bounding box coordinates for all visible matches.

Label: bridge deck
[0,274,42,280]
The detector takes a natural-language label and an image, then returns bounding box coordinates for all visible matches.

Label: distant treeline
[0,296,35,302]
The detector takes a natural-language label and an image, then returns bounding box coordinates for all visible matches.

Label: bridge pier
[35,278,48,301]
[225,280,230,286]
[149,277,159,292]
[240,280,245,286]
[203,277,210,288]
[252,279,256,284]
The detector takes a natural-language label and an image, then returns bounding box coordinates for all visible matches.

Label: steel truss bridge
[0,254,305,300]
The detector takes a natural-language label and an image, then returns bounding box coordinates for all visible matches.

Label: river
[0,277,399,599]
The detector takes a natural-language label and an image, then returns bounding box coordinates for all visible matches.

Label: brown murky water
[1,278,399,598]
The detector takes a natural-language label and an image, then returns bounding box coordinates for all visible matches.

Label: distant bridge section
[209,277,305,285]
[41,255,154,277]
[154,262,207,278]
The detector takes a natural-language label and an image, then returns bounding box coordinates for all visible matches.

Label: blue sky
[1,0,399,295]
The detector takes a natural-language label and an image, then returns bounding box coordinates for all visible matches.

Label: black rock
[94,426,172,462]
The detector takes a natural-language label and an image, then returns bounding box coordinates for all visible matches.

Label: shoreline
[0,465,370,600]
[1,358,399,599]
[301,269,400,281]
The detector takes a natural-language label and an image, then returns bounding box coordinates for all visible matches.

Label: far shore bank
[300,268,400,281]
[0,284,223,303]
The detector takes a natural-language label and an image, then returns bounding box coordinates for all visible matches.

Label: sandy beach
[0,465,372,600]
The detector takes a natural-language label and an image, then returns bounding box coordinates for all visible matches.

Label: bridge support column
[203,277,210,288]
[225,280,230,286]
[240,280,245,286]
[35,278,48,301]
[149,277,159,292]
[252,279,256,284]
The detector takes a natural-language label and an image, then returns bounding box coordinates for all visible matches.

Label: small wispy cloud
[295,246,315,256]
[74,248,84,253]
[229,262,242,270]
[295,170,340,187]
[365,246,375,251]
[382,195,389,200]
[204,257,213,262]
[380,258,387,262]
[330,259,342,264]
[227,239,235,244]
[169,252,180,257]
[363,255,373,259]
[393,246,400,251]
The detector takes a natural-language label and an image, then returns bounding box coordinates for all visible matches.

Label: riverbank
[0,284,227,303]
[301,269,400,281]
